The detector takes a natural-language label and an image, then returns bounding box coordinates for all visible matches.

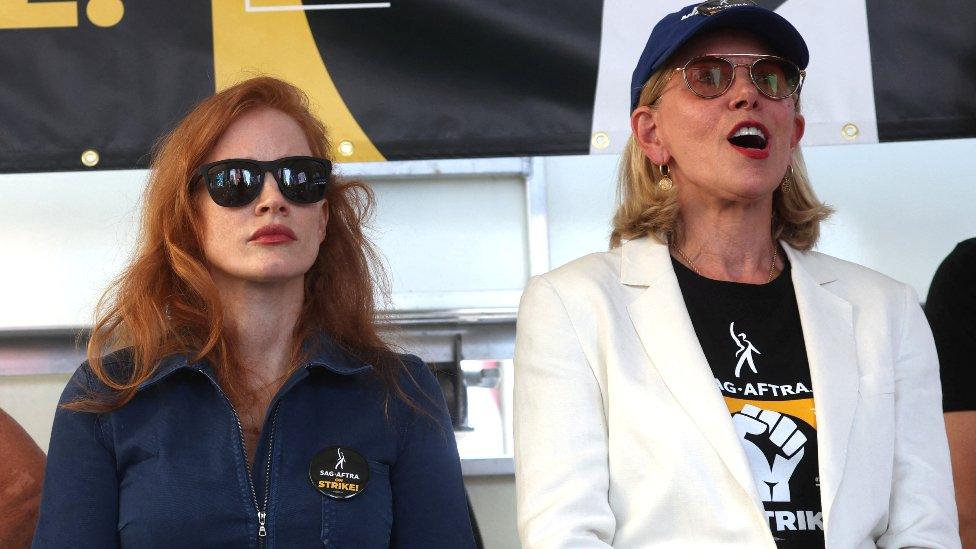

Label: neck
[212,272,305,391]
[673,194,782,284]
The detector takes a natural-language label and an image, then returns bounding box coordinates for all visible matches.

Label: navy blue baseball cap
[630,0,809,111]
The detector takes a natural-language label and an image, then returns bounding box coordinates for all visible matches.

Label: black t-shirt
[926,238,976,412]
[673,257,825,548]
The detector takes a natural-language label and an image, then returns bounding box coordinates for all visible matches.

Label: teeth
[732,126,766,140]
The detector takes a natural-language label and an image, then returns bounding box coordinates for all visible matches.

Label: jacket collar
[301,334,375,376]
[622,237,765,511]
[135,333,374,392]
[620,237,857,532]
[780,245,856,536]
[136,353,201,391]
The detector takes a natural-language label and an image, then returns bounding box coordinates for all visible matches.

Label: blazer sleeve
[514,275,615,548]
[389,356,475,549]
[32,366,120,548]
[877,285,961,549]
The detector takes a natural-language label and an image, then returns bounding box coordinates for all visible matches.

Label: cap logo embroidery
[682,0,758,20]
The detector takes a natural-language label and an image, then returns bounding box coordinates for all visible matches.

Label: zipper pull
[258,510,267,537]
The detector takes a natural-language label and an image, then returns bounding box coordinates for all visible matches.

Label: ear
[318,200,329,243]
[631,106,671,166]
[791,112,805,148]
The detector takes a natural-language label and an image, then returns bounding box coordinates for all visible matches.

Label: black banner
[0,0,973,173]
[866,0,976,142]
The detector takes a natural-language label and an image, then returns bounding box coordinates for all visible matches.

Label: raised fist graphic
[731,404,807,502]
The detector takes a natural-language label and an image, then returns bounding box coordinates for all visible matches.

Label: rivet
[591,131,610,150]
[81,149,100,167]
[841,123,859,140]
[338,140,355,157]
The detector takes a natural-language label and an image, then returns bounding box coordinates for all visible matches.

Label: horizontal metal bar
[460,457,514,477]
[337,157,529,180]
[0,307,517,342]
[380,308,517,325]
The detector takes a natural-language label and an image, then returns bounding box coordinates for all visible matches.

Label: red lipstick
[727,120,771,160]
[248,224,297,245]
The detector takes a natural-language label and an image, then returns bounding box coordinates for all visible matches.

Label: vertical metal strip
[524,157,550,276]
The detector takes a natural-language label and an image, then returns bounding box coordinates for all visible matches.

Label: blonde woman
[514,2,959,547]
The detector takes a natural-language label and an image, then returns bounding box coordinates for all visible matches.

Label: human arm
[0,408,46,548]
[31,367,120,548]
[388,356,475,549]
[514,275,615,548]
[877,285,961,548]
[945,412,976,548]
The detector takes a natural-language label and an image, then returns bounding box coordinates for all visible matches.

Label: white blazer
[514,237,959,548]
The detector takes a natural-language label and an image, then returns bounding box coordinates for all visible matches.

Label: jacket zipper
[203,371,281,546]
[259,405,280,543]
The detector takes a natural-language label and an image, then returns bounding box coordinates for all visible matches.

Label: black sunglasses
[191,156,333,207]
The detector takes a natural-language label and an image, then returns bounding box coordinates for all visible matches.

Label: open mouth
[728,125,768,150]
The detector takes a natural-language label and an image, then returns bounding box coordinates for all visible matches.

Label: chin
[726,172,781,197]
[255,263,313,282]
[225,260,311,284]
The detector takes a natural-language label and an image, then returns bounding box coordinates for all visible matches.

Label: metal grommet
[841,123,859,141]
[591,131,610,150]
[81,149,100,167]
[338,140,355,157]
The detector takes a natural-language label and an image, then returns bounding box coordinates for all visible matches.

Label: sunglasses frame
[674,53,805,100]
[191,156,333,207]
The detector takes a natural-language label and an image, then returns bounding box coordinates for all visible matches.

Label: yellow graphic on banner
[212,0,384,162]
[724,396,817,429]
[0,0,124,29]
[86,0,122,27]
[0,0,76,28]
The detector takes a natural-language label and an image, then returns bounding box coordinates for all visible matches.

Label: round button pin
[309,446,370,499]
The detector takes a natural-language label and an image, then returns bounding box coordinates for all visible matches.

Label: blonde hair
[610,65,832,250]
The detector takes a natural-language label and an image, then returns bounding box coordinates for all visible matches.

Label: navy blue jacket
[32,338,475,548]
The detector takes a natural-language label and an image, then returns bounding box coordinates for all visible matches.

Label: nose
[727,64,760,111]
[254,171,290,215]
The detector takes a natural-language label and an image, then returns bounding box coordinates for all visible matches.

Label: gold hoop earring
[781,165,794,193]
[658,164,673,191]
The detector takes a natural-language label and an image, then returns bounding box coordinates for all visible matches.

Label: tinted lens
[684,57,733,98]
[752,58,801,98]
[277,158,331,203]
[205,163,263,207]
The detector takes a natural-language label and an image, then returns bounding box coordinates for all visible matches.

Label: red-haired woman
[32,77,474,548]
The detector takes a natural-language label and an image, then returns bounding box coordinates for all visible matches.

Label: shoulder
[931,238,976,287]
[396,353,432,383]
[61,349,135,405]
[946,237,976,262]
[540,248,621,290]
[926,238,976,320]
[390,353,445,410]
[793,249,921,335]
[796,248,910,297]
[522,248,624,313]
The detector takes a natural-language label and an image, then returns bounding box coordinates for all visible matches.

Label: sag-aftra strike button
[309,446,371,500]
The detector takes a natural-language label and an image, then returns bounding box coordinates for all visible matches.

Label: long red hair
[69,76,406,412]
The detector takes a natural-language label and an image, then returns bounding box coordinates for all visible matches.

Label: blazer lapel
[621,238,764,511]
[783,246,858,532]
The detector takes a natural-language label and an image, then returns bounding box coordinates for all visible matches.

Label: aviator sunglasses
[674,54,805,100]
[191,156,332,207]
